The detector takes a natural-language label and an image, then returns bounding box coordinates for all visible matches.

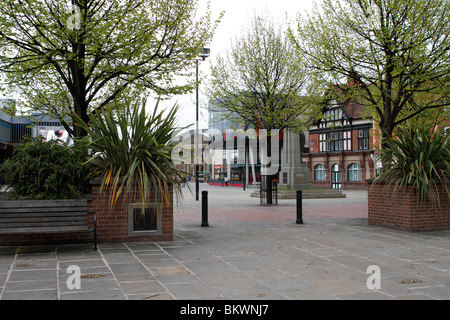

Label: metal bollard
[296,190,303,224]
[201,190,209,227]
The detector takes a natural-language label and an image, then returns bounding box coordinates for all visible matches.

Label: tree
[208,13,319,134]
[290,0,450,156]
[207,12,321,204]
[0,0,222,138]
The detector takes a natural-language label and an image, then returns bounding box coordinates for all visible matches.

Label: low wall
[0,184,174,247]
[251,189,346,199]
[87,183,173,243]
[367,181,450,232]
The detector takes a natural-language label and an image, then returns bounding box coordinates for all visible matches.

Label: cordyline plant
[74,98,189,210]
[374,122,449,211]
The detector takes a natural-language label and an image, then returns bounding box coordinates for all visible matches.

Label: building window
[358,129,369,150]
[319,134,326,152]
[320,131,351,152]
[327,132,338,151]
[12,124,32,143]
[325,108,343,121]
[314,164,326,181]
[343,131,352,151]
[348,164,362,182]
[282,172,288,184]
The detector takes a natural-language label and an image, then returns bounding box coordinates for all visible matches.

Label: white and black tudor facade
[305,97,378,190]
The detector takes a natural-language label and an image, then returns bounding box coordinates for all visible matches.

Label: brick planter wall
[368,181,450,232]
[87,182,173,243]
[0,184,174,247]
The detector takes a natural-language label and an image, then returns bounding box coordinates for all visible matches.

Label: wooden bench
[0,199,97,250]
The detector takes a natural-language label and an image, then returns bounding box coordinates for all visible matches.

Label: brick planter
[87,181,173,243]
[367,180,450,232]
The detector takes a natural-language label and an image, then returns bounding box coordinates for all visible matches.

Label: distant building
[173,128,210,182]
[208,101,310,188]
[208,101,260,185]
[208,101,245,134]
[305,95,377,190]
[0,99,70,162]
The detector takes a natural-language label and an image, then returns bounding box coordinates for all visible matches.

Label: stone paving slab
[0,186,449,301]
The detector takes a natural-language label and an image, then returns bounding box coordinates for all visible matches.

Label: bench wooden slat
[0,212,87,219]
[1,220,87,228]
[0,200,97,251]
[0,208,87,214]
[0,200,87,209]
[0,216,87,223]
[0,226,87,234]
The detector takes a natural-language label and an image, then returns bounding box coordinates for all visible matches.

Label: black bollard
[201,190,209,227]
[296,190,304,224]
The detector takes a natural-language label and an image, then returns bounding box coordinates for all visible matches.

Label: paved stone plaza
[0,184,449,300]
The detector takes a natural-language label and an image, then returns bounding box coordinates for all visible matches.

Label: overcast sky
[156,0,316,130]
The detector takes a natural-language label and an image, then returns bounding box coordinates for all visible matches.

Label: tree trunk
[379,119,395,169]
[70,34,89,139]
[72,95,89,139]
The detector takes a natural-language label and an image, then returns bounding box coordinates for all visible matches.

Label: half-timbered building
[305,96,377,189]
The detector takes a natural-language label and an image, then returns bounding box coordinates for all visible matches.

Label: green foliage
[290,0,450,148]
[207,12,321,133]
[374,123,449,207]
[0,0,222,138]
[74,98,188,208]
[0,137,89,200]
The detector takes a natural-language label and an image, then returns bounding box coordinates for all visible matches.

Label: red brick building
[305,97,378,190]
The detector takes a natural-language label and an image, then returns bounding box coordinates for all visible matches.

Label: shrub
[74,98,189,208]
[374,122,449,209]
[0,137,89,200]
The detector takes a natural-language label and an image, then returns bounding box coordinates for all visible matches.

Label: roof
[330,82,372,121]
[340,97,367,120]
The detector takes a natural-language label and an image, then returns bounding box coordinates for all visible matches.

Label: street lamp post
[195,48,210,201]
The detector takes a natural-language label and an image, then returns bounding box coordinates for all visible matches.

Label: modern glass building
[0,99,68,162]
[207,101,279,186]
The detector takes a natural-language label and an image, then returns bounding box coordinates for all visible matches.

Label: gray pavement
[0,183,449,300]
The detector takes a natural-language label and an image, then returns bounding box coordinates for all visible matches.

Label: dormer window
[325,108,343,121]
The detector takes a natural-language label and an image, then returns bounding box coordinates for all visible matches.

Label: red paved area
[174,185,369,229]
[174,200,368,225]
